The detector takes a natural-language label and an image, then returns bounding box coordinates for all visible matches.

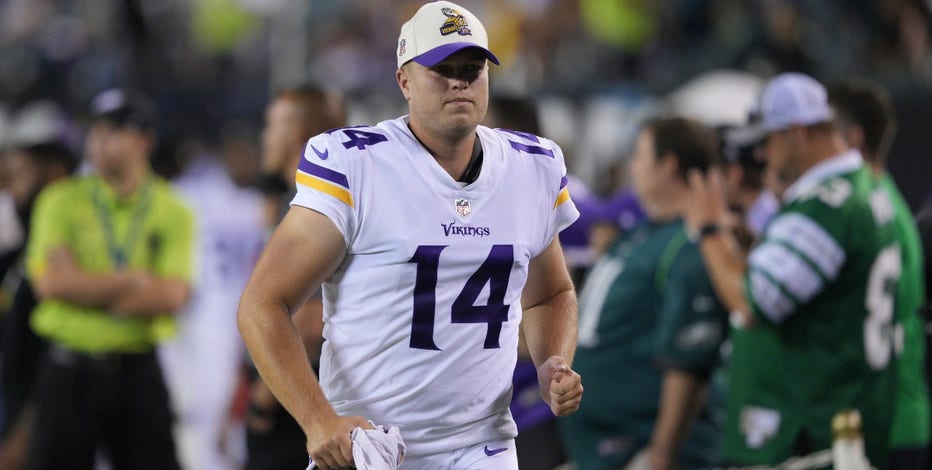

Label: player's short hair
[827,80,897,164]
[644,117,720,183]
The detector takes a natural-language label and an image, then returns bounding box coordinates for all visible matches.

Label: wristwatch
[686,223,722,243]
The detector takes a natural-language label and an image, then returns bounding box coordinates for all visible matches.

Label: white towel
[306,422,406,470]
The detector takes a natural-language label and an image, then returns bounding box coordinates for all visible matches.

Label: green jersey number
[864,244,901,370]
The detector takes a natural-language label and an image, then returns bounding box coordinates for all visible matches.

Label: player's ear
[396,65,412,101]
[845,125,865,152]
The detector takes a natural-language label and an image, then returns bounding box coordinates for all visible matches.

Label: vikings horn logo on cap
[439,7,472,36]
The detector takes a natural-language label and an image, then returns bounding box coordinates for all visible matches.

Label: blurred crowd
[1,0,931,198]
[1,0,932,469]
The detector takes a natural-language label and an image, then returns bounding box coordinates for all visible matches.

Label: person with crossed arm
[25,89,194,470]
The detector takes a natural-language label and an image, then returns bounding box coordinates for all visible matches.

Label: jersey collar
[782,149,863,204]
[91,171,153,206]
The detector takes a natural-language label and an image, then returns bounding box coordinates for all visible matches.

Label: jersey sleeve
[522,134,578,252]
[745,193,849,324]
[25,181,71,279]
[550,142,581,239]
[489,127,579,256]
[290,131,357,246]
[655,242,727,377]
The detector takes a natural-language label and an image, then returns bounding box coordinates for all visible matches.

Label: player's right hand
[305,414,372,469]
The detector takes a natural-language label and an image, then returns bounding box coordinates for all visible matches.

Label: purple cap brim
[412,43,500,67]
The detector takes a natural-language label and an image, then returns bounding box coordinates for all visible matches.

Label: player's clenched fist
[305,414,371,469]
[537,355,583,416]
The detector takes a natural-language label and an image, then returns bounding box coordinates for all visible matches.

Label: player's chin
[441,117,480,139]
[444,109,479,125]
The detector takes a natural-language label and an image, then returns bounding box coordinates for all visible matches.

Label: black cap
[720,110,767,168]
[89,88,156,131]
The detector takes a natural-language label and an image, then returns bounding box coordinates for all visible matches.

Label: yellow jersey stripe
[296,171,354,207]
[554,187,570,208]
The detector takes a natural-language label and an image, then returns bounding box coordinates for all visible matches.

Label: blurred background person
[244,84,346,470]
[257,85,346,229]
[660,70,773,250]
[0,136,77,469]
[686,72,899,468]
[23,88,194,470]
[561,117,728,470]
[0,101,78,287]
[715,123,779,249]
[158,122,266,470]
[585,185,647,262]
[829,79,931,470]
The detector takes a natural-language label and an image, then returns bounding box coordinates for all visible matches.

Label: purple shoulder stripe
[298,156,349,189]
[298,142,349,189]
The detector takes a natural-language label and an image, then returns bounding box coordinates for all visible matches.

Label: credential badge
[455,198,471,217]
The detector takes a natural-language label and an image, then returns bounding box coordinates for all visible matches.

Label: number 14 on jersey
[408,244,514,350]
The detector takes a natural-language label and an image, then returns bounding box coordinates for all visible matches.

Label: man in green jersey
[561,117,728,470]
[686,73,899,468]
[829,80,930,470]
[23,89,195,469]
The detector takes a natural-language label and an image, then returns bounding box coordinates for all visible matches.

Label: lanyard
[90,177,153,268]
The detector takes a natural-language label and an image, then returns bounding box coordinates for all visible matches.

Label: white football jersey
[291,116,579,456]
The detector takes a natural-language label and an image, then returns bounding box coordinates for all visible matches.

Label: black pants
[25,345,180,470]
[246,403,309,470]
[0,280,46,439]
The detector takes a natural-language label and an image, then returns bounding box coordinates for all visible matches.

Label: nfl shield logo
[455,198,471,217]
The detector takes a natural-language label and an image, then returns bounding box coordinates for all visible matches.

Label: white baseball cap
[759,72,833,131]
[397,1,500,69]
